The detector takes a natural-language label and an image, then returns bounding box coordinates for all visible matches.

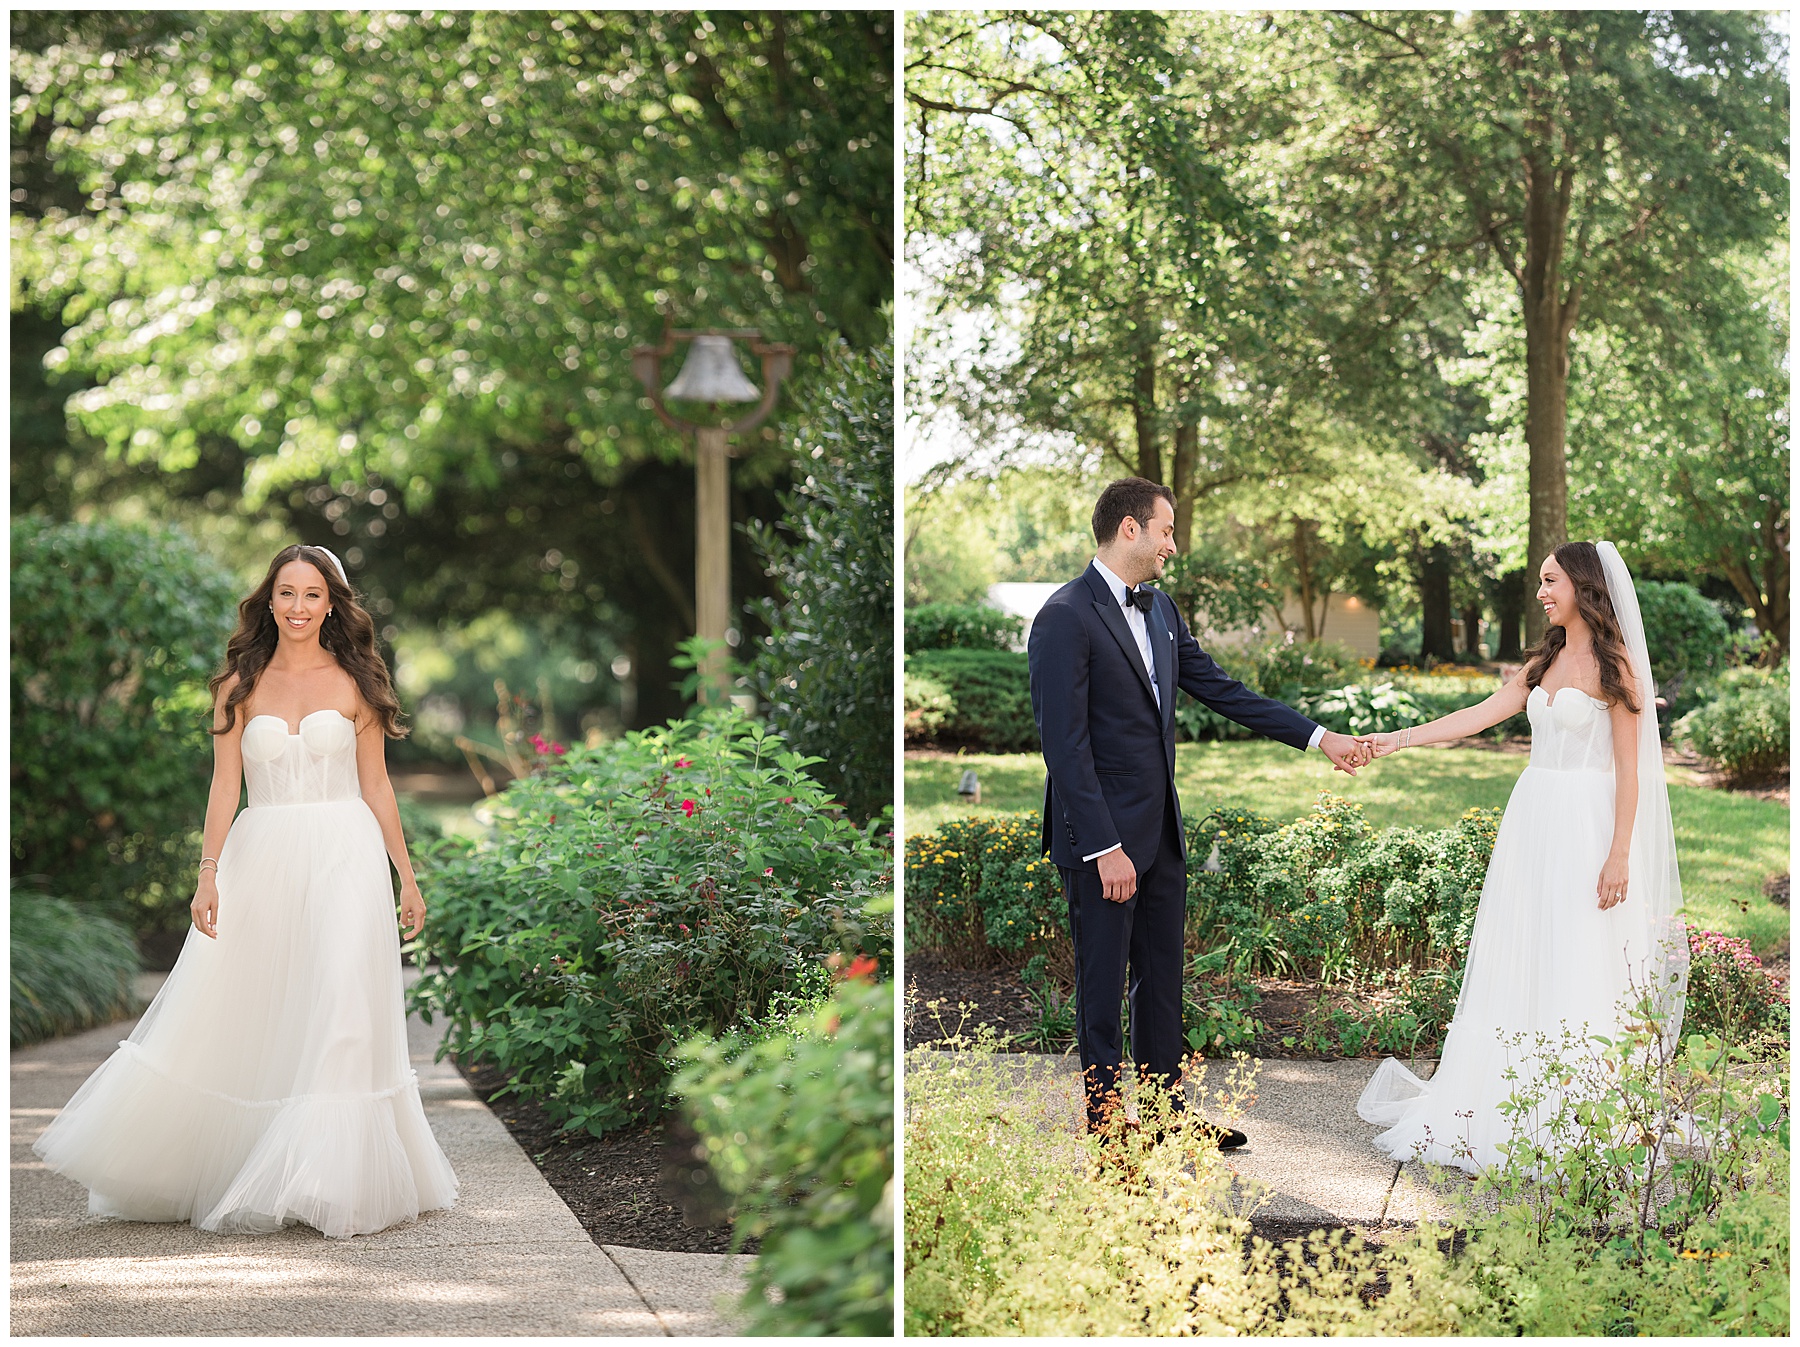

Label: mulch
[453,1056,754,1254]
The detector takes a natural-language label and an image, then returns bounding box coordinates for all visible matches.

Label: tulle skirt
[1358,766,1656,1173]
[32,798,459,1238]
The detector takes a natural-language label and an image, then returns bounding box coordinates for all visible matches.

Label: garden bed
[453,1056,752,1255]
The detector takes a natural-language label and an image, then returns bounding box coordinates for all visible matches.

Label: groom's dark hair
[1092,477,1175,545]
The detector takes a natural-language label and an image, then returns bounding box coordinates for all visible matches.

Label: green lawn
[905,742,1789,955]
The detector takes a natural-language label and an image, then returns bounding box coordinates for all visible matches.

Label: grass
[905,741,1789,955]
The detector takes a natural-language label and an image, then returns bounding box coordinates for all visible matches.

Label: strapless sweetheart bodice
[240,710,362,806]
[1524,685,1614,773]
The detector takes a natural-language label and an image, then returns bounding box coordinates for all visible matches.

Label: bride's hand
[191,874,219,940]
[1596,853,1629,910]
[399,882,427,939]
[1368,732,1401,759]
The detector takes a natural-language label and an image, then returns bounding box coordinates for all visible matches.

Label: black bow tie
[1123,586,1155,614]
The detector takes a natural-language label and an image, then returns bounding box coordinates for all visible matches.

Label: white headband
[304,545,349,586]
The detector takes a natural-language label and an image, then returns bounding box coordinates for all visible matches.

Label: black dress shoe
[1199,1122,1248,1150]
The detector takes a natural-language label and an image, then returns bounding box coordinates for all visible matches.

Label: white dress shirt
[1081,556,1326,863]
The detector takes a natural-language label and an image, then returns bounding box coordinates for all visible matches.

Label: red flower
[529,732,567,756]
[674,757,691,768]
[841,954,879,983]
[764,868,775,878]
[680,799,698,817]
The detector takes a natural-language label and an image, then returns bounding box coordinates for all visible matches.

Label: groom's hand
[1096,848,1137,903]
[1318,730,1369,776]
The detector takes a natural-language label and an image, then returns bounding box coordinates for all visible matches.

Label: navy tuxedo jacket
[1028,563,1321,873]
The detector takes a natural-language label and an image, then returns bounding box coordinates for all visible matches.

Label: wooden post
[694,423,731,705]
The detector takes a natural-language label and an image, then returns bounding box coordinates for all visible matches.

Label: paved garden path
[930,1052,1474,1230]
[13,974,747,1337]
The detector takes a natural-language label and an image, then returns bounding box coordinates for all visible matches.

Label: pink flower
[530,733,566,756]
[674,757,691,768]
[680,799,698,817]
[764,868,775,878]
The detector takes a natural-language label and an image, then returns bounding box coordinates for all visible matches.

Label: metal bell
[664,335,760,403]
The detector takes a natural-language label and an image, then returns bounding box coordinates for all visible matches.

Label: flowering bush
[1685,928,1789,1053]
[409,709,891,1137]
[904,813,1063,965]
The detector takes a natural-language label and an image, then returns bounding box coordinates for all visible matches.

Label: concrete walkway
[13,975,746,1336]
[935,1052,1470,1230]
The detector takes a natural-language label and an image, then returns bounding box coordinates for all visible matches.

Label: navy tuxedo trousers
[1062,797,1188,1132]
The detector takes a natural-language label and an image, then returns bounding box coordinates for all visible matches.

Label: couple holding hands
[1029,478,1683,1168]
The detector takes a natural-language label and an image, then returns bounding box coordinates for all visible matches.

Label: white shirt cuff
[1082,842,1123,862]
[1307,724,1327,750]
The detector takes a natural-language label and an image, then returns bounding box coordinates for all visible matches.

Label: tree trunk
[1418,543,1455,664]
[1719,497,1791,655]
[1493,568,1525,660]
[1519,151,1580,646]
[1132,311,1160,483]
[1462,599,1484,658]
[1171,421,1197,551]
[1293,517,1319,641]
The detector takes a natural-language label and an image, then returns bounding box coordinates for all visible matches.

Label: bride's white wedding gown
[33,709,458,1237]
[1357,685,1663,1173]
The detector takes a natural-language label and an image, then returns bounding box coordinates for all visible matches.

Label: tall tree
[12,10,893,719]
[1321,10,1787,640]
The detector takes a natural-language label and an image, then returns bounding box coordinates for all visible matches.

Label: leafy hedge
[905,602,1023,653]
[12,517,240,930]
[408,710,892,1137]
[747,344,893,825]
[902,649,1035,751]
[674,971,893,1335]
[12,889,142,1047]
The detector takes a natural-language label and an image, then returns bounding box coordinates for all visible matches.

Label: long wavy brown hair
[1521,541,1640,715]
[208,545,408,737]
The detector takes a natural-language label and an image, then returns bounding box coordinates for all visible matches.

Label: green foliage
[1675,676,1790,783]
[902,673,954,743]
[1190,795,1500,982]
[901,649,1036,752]
[1636,581,1734,688]
[903,814,1062,966]
[10,888,143,1048]
[1292,682,1428,736]
[747,344,894,826]
[1160,548,1284,637]
[905,1018,1790,1335]
[11,517,240,930]
[408,710,891,1137]
[904,602,1023,653]
[1684,929,1790,1055]
[674,973,893,1336]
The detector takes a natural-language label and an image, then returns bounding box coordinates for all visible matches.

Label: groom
[1028,478,1371,1148]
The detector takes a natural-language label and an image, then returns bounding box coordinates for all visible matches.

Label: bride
[1355,541,1686,1173]
[33,544,459,1237]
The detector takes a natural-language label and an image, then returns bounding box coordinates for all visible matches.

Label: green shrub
[1675,678,1789,782]
[902,649,1035,751]
[408,710,892,1137]
[12,517,240,930]
[1251,637,1368,698]
[747,344,893,826]
[1291,681,1430,735]
[905,602,1023,652]
[1637,580,1733,688]
[903,813,1062,966]
[903,672,955,743]
[1684,928,1789,1053]
[905,1019,1790,1335]
[11,889,142,1047]
[674,971,893,1336]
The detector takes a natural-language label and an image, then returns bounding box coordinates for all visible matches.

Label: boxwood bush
[408,709,892,1137]
[12,888,142,1047]
[12,517,240,930]
[902,649,1035,752]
